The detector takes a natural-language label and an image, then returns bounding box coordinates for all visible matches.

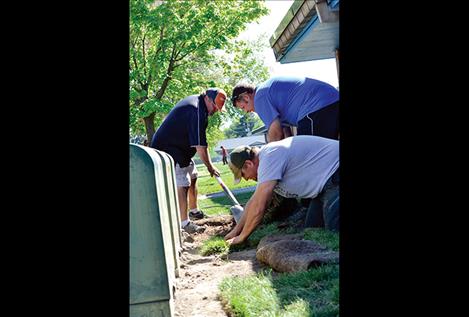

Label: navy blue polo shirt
[150,94,208,168]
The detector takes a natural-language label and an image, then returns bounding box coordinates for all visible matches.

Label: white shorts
[175,160,198,187]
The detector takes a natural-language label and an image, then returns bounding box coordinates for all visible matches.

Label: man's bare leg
[188,177,198,210]
[178,186,189,222]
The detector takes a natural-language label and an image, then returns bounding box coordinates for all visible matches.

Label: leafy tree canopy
[129,0,269,144]
[224,112,264,139]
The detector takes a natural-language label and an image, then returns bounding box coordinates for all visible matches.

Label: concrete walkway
[198,186,256,200]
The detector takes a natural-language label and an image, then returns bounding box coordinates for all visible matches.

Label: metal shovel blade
[229,204,244,223]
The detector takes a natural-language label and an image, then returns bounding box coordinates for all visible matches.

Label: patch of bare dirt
[174,215,265,317]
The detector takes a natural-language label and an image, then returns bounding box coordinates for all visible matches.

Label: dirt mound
[194,214,235,227]
[175,216,264,317]
[192,214,236,241]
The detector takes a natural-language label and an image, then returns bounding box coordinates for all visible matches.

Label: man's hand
[224,227,239,240]
[226,235,245,245]
[208,165,220,177]
[195,146,220,177]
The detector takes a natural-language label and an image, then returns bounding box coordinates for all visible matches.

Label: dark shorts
[304,168,340,231]
[297,101,339,140]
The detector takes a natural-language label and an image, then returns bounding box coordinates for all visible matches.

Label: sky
[237,0,338,88]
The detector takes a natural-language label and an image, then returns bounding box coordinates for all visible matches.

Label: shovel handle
[215,176,240,205]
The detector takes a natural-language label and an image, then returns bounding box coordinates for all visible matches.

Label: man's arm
[267,118,284,142]
[225,198,251,240]
[195,146,220,177]
[227,180,277,245]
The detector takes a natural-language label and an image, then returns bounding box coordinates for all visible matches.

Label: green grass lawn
[196,162,257,195]
[198,191,254,216]
[220,265,339,317]
[220,228,340,317]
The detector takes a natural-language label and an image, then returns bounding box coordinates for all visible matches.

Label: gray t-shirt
[257,136,339,199]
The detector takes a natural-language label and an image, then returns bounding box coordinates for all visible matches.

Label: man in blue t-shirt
[230,76,339,141]
[151,88,227,234]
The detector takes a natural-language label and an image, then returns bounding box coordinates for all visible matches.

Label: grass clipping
[200,236,230,256]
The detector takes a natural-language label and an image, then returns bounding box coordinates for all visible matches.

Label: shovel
[215,176,244,223]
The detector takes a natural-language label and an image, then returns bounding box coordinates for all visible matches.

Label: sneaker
[183,222,205,234]
[189,210,205,220]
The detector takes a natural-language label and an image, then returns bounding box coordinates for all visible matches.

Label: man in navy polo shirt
[151,88,227,233]
[230,76,339,141]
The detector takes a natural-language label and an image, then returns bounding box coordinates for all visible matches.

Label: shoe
[189,210,205,220]
[183,222,205,234]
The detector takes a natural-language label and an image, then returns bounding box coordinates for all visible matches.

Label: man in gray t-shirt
[226,135,339,245]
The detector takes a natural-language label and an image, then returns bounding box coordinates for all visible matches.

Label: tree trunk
[144,112,155,145]
[146,72,173,144]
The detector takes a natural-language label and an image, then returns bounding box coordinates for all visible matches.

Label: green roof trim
[269,0,304,46]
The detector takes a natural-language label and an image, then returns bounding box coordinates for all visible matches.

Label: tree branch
[155,44,177,99]
[154,26,164,57]
[174,42,186,60]
[132,58,145,90]
[130,29,139,48]
[130,42,145,90]
[147,26,165,87]
[142,32,147,77]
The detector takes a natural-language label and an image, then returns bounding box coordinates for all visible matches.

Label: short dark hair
[230,83,255,105]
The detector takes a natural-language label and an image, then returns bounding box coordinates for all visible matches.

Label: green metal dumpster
[130,144,182,317]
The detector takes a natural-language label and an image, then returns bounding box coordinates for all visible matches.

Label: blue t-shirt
[151,95,208,167]
[254,76,339,129]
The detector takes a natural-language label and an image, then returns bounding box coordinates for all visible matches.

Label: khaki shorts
[175,160,198,187]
